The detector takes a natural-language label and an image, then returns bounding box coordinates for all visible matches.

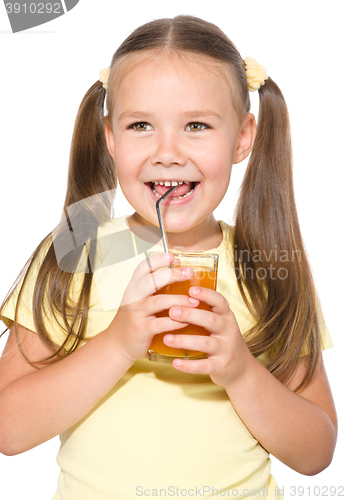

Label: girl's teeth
[153,181,184,186]
[152,185,195,199]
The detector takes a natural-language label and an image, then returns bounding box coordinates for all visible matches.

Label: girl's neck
[126,213,223,253]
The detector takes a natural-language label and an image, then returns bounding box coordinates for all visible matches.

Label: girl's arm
[0,252,197,456]
[164,287,337,476]
[0,322,133,455]
[223,351,337,476]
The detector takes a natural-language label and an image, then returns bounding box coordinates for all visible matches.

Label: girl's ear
[104,117,115,159]
[233,113,256,164]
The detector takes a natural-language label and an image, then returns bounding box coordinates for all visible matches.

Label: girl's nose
[150,136,187,168]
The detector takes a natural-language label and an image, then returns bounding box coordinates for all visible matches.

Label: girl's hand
[108,253,199,364]
[163,286,253,388]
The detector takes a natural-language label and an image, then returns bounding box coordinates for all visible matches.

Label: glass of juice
[147,252,219,363]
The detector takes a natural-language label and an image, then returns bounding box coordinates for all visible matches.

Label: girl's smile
[145,180,201,206]
[105,51,255,251]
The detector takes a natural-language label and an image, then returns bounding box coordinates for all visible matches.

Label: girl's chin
[131,211,195,234]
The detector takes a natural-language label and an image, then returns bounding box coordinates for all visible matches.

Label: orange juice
[148,254,218,362]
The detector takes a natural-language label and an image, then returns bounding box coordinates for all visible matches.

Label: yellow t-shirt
[0,216,333,500]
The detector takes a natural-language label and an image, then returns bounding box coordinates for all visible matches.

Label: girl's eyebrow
[182,110,222,119]
[117,109,222,123]
[117,111,154,123]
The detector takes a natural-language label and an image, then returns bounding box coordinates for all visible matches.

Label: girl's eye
[131,122,153,131]
[186,122,208,132]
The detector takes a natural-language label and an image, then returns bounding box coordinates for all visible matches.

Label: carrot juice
[148,253,218,362]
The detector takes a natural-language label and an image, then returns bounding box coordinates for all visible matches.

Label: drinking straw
[155,185,177,255]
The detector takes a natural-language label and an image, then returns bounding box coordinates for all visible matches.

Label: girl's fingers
[172,357,210,374]
[168,305,223,334]
[128,252,172,286]
[145,263,193,294]
[163,332,216,355]
[149,293,200,315]
[144,252,173,276]
[121,253,194,306]
[131,252,172,279]
[149,317,190,336]
[189,286,231,316]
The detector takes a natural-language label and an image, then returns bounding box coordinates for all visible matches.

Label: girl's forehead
[112,50,234,111]
[115,49,231,87]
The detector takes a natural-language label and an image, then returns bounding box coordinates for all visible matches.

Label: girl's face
[105,52,255,250]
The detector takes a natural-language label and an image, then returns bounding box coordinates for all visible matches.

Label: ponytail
[0,81,116,363]
[234,77,320,390]
[64,81,116,208]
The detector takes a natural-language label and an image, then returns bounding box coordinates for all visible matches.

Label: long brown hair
[1,15,320,388]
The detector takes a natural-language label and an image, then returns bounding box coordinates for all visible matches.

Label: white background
[0,1,345,499]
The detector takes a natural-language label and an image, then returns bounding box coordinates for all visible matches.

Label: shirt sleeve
[298,294,333,357]
[0,237,89,350]
[0,238,51,334]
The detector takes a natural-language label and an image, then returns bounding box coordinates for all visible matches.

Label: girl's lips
[145,182,200,206]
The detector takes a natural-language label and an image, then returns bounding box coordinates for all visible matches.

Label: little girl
[0,15,337,500]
